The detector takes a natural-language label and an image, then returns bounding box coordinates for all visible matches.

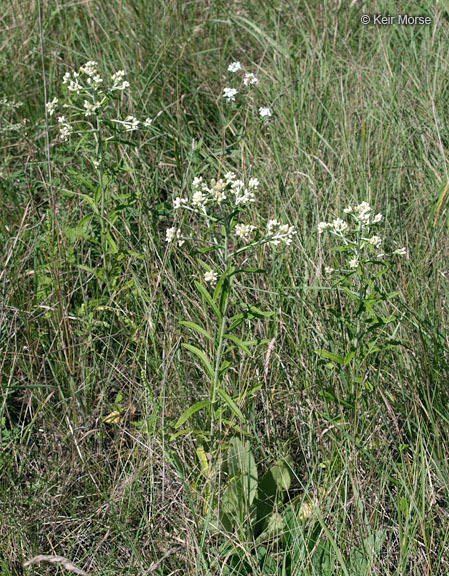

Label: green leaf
[231,267,264,276]
[216,388,245,422]
[222,438,258,531]
[179,321,213,341]
[196,446,210,477]
[224,334,252,355]
[315,349,346,365]
[173,400,211,429]
[248,305,274,318]
[270,456,294,491]
[194,281,222,321]
[181,343,215,379]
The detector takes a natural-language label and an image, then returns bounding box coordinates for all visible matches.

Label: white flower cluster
[222,87,238,103]
[57,116,73,141]
[47,61,156,140]
[223,61,270,118]
[166,170,296,252]
[266,219,296,246]
[173,171,258,213]
[165,226,185,246]
[319,201,406,270]
[46,97,58,117]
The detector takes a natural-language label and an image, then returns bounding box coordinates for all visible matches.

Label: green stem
[210,228,231,433]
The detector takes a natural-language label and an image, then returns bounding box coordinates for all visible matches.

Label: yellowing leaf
[102,410,121,424]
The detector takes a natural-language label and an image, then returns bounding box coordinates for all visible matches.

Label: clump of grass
[1,2,449,576]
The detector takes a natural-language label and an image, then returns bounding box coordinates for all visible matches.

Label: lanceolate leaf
[179,321,213,341]
[181,343,215,379]
[194,281,222,321]
[224,334,252,355]
[174,400,211,429]
[216,388,245,422]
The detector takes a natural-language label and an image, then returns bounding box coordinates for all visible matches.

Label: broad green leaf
[179,321,213,341]
[173,399,211,429]
[182,343,215,379]
[270,456,294,491]
[196,446,210,478]
[225,437,258,526]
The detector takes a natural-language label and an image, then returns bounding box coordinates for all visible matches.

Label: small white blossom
[165,227,184,246]
[223,87,238,102]
[234,188,255,206]
[259,106,272,118]
[80,61,98,77]
[58,116,72,141]
[83,100,100,116]
[266,220,296,246]
[231,179,244,193]
[62,72,71,85]
[124,116,139,131]
[318,222,331,234]
[243,73,258,86]
[67,78,82,93]
[324,266,334,276]
[192,176,203,189]
[248,178,259,188]
[173,197,187,209]
[192,191,206,206]
[369,235,382,248]
[210,179,227,203]
[372,213,383,223]
[143,117,152,127]
[393,247,407,256]
[46,97,58,116]
[332,218,348,233]
[111,70,129,91]
[224,172,236,183]
[354,202,371,222]
[228,61,242,72]
[235,223,257,241]
[343,206,353,213]
[348,257,358,269]
[204,271,218,285]
[166,226,177,242]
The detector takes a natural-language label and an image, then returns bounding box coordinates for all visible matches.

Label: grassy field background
[1,1,449,574]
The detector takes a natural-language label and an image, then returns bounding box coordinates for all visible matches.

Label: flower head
[332,218,348,233]
[111,70,129,91]
[124,116,139,131]
[235,223,257,242]
[223,87,238,102]
[46,97,58,116]
[243,73,258,86]
[318,222,331,234]
[204,271,218,285]
[259,106,272,118]
[228,61,242,72]
[369,235,382,248]
[165,227,184,246]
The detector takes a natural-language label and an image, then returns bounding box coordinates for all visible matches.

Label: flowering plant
[45,61,154,286]
[167,169,295,436]
[317,202,406,403]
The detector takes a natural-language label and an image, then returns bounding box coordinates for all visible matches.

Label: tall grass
[1,1,449,575]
